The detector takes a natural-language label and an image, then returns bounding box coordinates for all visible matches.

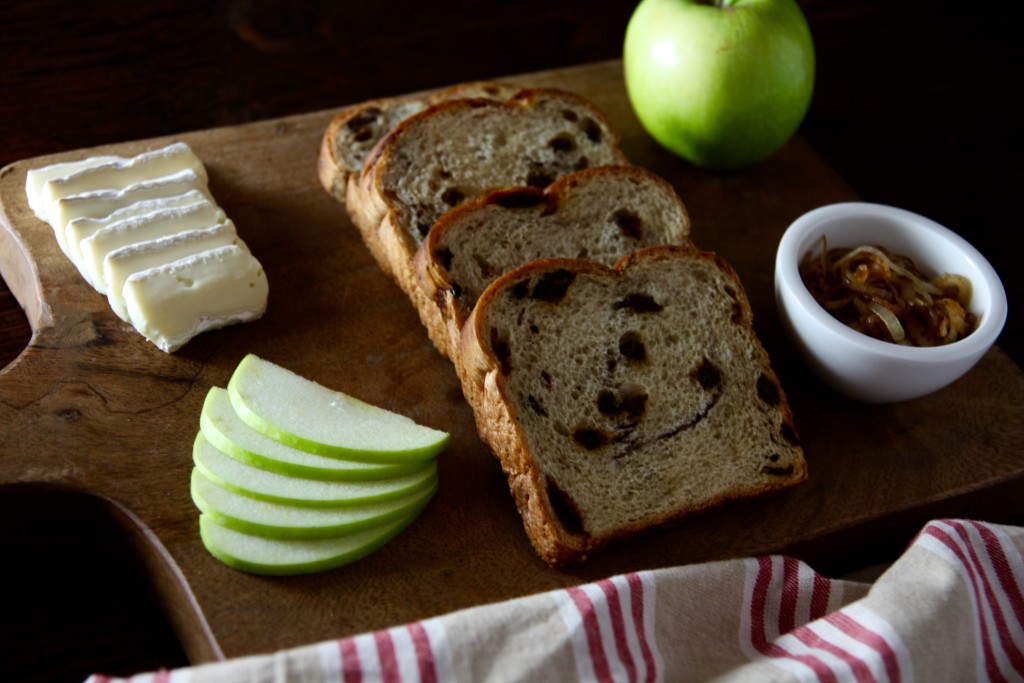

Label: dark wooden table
[1,2,1018,681]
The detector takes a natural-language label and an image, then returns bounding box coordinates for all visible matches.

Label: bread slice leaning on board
[457,246,806,566]
[317,81,806,566]
[318,80,524,198]
[322,85,628,318]
[415,164,692,361]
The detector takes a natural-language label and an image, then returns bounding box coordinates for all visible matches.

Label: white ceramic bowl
[775,202,1007,403]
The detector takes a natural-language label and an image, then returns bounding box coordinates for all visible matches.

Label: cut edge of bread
[342,89,628,333]
[317,82,807,568]
[318,81,526,203]
[414,164,692,363]
[457,245,806,567]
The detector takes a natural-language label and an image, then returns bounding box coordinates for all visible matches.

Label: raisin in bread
[457,245,806,566]
[415,165,692,361]
[340,89,628,327]
[318,81,522,201]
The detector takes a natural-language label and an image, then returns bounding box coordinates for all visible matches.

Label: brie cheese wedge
[26,142,270,353]
[39,142,206,223]
[104,222,241,321]
[49,168,210,237]
[63,189,208,260]
[25,155,119,221]
[77,200,226,292]
[123,244,268,353]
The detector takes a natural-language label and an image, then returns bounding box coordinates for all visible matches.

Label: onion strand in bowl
[799,236,976,347]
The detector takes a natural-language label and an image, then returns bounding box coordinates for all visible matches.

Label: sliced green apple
[190,467,437,540]
[227,354,449,463]
[198,512,420,576]
[193,433,437,507]
[200,387,424,481]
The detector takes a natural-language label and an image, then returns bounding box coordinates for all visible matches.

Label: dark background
[1,1,1019,681]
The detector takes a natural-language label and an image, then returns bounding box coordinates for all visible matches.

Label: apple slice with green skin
[198,511,423,576]
[191,467,437,540]
[201,387,425,481]
[227,354,449,463]
[193,433,437,507]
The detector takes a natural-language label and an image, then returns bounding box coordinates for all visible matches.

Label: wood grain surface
[2,60,1022,666]
[1,3,1019,681]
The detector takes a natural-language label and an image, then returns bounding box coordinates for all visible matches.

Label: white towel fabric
[86,518,1024,683]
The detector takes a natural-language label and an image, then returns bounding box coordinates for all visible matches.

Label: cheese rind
[123,244,268,353]
[25,155,119,222]
[25,143,270,354]
[78,200,226,292]
[40,142,207,223]
[64,190,208,262]
[49,168,210,237]
[104,222,240,321]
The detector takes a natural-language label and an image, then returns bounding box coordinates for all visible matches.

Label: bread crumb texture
[479,248,804,543]
[378,96,623,245]
[433,166,690,321]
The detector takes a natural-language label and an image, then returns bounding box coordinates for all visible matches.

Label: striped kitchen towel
[86,518,1024,682]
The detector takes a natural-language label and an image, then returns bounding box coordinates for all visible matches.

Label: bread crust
[318,83,806,568]
[458,246,806,567]
[318,94,424,201]
[415,164,692,362]
[343,89,627,349]
[318,81,523,203]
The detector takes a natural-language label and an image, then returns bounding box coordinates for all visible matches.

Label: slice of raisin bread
[318,81,522,202]
[457,245,806,566]
[341,89,628,326]
[415,165,692,361]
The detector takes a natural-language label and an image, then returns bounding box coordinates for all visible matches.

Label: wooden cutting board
[2,60,1022,663]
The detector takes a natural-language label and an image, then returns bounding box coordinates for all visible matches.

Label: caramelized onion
[798,236,977,347]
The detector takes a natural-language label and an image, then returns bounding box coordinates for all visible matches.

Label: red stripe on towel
[948,521,1024,679]
[810,570,832,622]
[408,621,437,683]
[374,629,400,683]
[926,524,1006,681]
[826,611,900,683]
[567,585,612,682]
[779,556,802,634]
[976,522,1024,629]
[750,557,839,683]
[626,572,657,683]
[792,621,876,682]
[597,578,638,682]
[338,636,362,683]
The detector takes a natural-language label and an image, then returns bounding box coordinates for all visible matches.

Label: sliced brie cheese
[39,142,206,224]
[25,155,119,222]
[26,144,270,354]
[123,244,268,353]
[48,168,210,237]
[77,200,226,292]
[104,222,240,321]
[62,189,208,259]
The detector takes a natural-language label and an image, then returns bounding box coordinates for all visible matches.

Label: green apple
[198,512,422,576]
[227,354,450,463]
[623,0,815,170]
[190,467,437,540]
[193,433,438,507]
[200,387,423,481]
